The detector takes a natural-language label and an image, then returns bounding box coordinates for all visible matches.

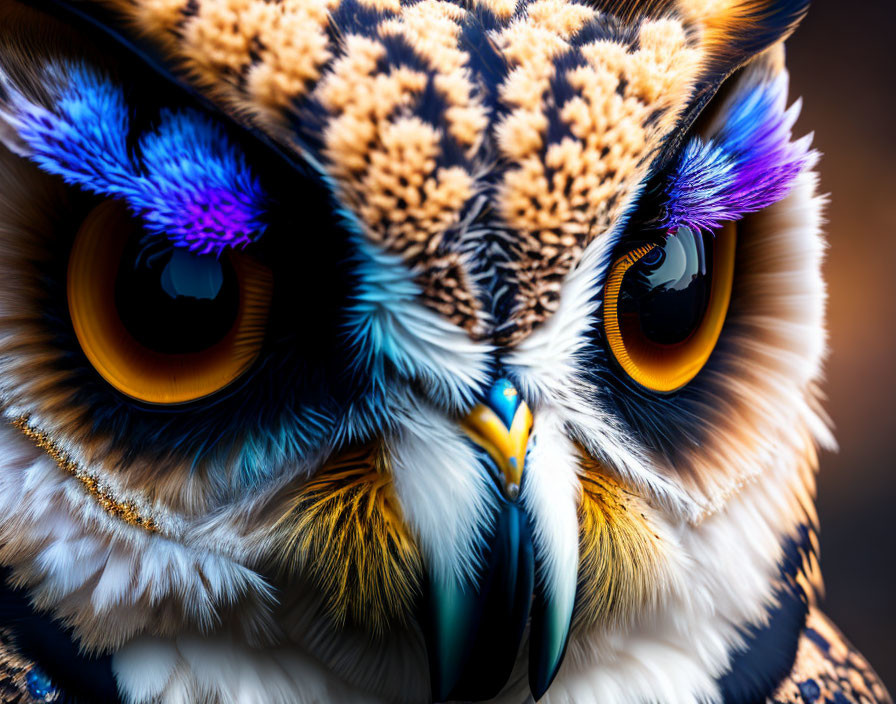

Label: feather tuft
[6,62,267,254]
[664,75,809,234]
[272,444,423,636]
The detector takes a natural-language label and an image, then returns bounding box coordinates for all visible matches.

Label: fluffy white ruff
[0,421,274,651]
[113,633,382,704]
[0,410,434,702]
[521,408,579,615]
[386,395,496,583]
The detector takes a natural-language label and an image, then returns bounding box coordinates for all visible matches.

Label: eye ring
[68,200,272,405]
[603,222,736,393]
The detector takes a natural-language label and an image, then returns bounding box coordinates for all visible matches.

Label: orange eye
[68,200,272,404]
[603,222,736,393]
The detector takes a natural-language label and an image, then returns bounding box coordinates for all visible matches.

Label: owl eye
[67,200,273,404]
[603,222,736,393]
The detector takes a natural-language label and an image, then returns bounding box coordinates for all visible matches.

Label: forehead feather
[82,0,807,342]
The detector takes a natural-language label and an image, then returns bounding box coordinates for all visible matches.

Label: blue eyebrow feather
[663,75,811,233]
[9,63,268,254]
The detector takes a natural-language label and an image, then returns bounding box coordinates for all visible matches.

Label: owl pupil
[620,225,713,346]
[160,249,224,300]
[115,239,239,355]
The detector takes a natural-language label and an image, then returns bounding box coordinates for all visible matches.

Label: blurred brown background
[786,0,895,686]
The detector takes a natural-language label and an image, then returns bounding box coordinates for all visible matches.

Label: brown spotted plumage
[771,609,892,704]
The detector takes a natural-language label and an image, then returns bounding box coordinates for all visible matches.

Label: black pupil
[115,237,239,354]
[620,225,713,346]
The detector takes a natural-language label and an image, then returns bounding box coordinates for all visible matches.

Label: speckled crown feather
[79,0,808,344]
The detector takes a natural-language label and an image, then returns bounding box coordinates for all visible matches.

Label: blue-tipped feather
[11,63,267,254]
[664,77,810,234]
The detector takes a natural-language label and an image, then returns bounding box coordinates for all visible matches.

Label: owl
[0,0,889,702]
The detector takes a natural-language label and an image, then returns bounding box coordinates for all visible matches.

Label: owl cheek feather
[269,444,424,637]
[573,452,670,633]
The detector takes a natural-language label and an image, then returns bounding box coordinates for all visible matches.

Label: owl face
[0,0,828,702]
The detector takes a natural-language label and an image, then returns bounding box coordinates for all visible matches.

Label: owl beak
[459,379,532,501]
[422,380,570,702]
